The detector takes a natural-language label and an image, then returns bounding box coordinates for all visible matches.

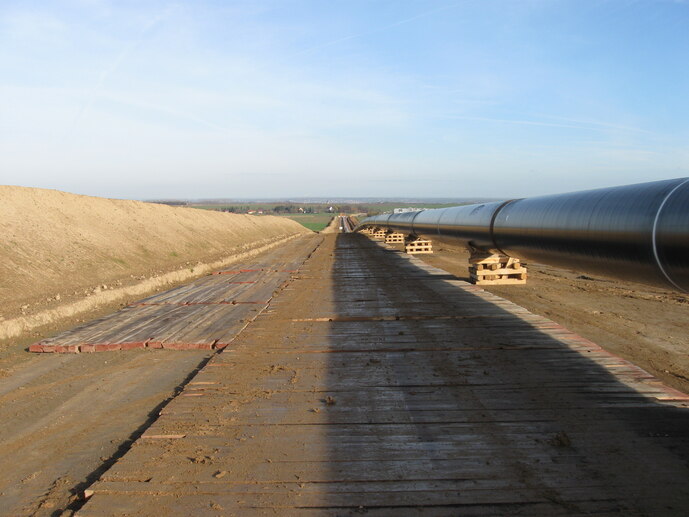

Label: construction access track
[4,230,689,516]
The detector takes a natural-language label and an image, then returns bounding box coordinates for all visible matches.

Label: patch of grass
[279,214,333,232]
[299,222,329,232]
[186,200,486,216]
[111,257,127,266]
[170,251,179,257]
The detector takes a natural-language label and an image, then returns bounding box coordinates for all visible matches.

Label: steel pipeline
[357,178,689,292]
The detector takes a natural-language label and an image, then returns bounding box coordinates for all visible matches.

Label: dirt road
[0,350,210,515]
[2,230,688,515]
[77,233,689,516]
[0,235,319,515]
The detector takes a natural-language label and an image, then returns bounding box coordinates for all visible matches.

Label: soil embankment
[0,186,309,347]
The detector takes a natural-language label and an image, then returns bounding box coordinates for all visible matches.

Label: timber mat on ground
[0,186,309,342]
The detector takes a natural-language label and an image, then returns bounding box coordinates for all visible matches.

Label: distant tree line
[147,200,188,206]
[201,202,443,216]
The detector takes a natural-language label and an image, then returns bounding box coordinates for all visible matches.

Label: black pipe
[358,178,689,292]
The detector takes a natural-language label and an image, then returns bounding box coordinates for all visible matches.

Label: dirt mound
[0,186,308,342]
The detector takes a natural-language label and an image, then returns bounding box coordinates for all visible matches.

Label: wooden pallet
[385,232,405,244]
[405,238,433,254]
[469,252,526,285]
[371,230,388,240]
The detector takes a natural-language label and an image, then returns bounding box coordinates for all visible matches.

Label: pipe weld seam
[489,199,520,255]
[651,178,689,292]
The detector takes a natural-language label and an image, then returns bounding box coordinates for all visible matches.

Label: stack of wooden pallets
[469,253,527,285]
[404,237,433,254]
[371,229,388,240]
[385,232,405,244]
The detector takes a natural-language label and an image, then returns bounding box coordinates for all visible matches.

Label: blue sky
[1,0,688,199]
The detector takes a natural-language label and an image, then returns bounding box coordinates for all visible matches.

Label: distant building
[393,207,422,214]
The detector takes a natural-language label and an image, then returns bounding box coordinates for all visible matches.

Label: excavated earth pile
[0,186,309,344]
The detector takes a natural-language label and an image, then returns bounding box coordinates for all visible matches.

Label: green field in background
[187,204,334,231]
[189,201,464,215]
[186,201,480,225]
[191,203,288,211]
[279,213,333,232]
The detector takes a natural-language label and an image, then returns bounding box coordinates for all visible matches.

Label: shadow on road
[323,232,689,515]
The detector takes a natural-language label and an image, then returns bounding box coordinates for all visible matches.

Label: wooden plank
[78,233,689,515]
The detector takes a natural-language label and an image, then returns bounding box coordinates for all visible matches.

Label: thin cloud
[446,114,651,134]
[95,91,234,133]
[290,2,462,58]
[72,6,174,129]
[529,113,652,134]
